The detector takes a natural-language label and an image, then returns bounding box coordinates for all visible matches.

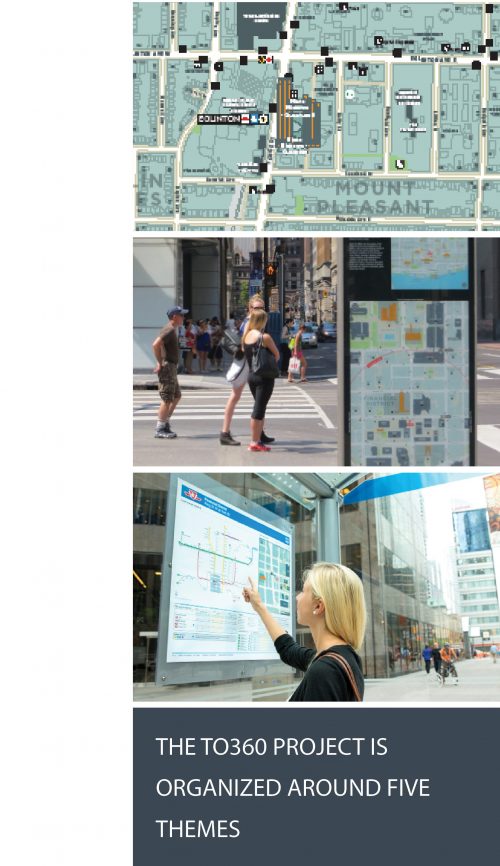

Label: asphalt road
[134,341,499,467]
[134,375,338,467]
[476,342,500,464]
[295,339,336,380]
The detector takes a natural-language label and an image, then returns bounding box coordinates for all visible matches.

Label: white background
[2,3,131,864]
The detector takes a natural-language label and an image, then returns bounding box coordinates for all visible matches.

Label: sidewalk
[364,658,500,702]
[134,659,500,703]
[134,370,231,390]
[133,371,332,390]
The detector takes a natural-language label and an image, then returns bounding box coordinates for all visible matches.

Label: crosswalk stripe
[135,407,322,415]
[134,388,317,397]
[477,425,500,453]
[134,398,314,409]
[133,387,333,427]
[135,408,320,414]
[134,410,322,428]
[133,394,313,401]
[133,401,315,410]
[478,368,500,378]
[296,385,335,429]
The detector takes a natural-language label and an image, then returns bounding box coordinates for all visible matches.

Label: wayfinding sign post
[156,474,295,686]
[338,238,475,466]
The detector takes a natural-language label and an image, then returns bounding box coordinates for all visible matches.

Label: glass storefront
[340,488,463,679]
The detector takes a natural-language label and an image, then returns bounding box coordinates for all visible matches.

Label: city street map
[134,2,500,231]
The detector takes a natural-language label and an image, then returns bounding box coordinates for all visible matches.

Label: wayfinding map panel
[344,238,474,466]
[165,479,293,662]
[133,2,500,232]
[349,299,471,466]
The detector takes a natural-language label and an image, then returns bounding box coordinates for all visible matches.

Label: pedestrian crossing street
[133,383,334,429]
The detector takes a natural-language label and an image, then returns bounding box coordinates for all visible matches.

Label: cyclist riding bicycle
[439,643,458,685]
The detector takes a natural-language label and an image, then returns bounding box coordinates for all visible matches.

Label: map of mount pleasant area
[134,1,500,231]
[166,481,293,662]
[349,300,470,466]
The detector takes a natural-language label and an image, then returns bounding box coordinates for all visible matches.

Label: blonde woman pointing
[243,562,366,701]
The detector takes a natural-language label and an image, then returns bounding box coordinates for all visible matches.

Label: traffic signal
[265,262,278,292]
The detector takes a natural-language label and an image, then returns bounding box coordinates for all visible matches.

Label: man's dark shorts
[158,362,181,403]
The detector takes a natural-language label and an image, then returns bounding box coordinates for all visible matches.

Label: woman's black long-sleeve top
[275,634,364,702]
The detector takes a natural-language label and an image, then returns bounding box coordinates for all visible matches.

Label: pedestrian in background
[195,320,210,372]
[440,643,459,685]
[209,318,224,372]
[288,322,307,383]
[431,642,442,675]
[183,318,196,373]
[280,318,293,376]
[152,306,188,439]
[421,644,432,674]
[490,643,498,663]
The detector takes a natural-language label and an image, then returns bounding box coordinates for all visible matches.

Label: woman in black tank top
[242,309,280,452]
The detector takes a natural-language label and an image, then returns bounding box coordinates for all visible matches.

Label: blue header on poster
[180,483,290,545]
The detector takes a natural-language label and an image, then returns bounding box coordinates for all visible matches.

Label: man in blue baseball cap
[152,306,188,439]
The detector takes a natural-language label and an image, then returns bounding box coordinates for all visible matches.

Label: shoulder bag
[322,651,362,702]
[251,334,279,379]
[221,328,241,357]
[226,354,248,385]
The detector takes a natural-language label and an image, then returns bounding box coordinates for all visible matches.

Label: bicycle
[437,661,459,686]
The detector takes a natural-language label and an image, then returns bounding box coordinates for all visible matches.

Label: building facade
[133,238,230,369]
[340,489,462,678]
[229,244,251,317]
[270,238,305,320]
[452,506,500,650]
[304,238,338,325]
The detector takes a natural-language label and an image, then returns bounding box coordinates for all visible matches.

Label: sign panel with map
[345,238,473,299]
[391,240,469,292]
[156,475,295,684]
[343,239,475,466]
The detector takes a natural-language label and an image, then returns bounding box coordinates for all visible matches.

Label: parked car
[318,322,337,341]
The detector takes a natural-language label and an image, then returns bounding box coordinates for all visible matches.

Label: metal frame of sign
[156,473,296,686]
[339,238,476,466]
